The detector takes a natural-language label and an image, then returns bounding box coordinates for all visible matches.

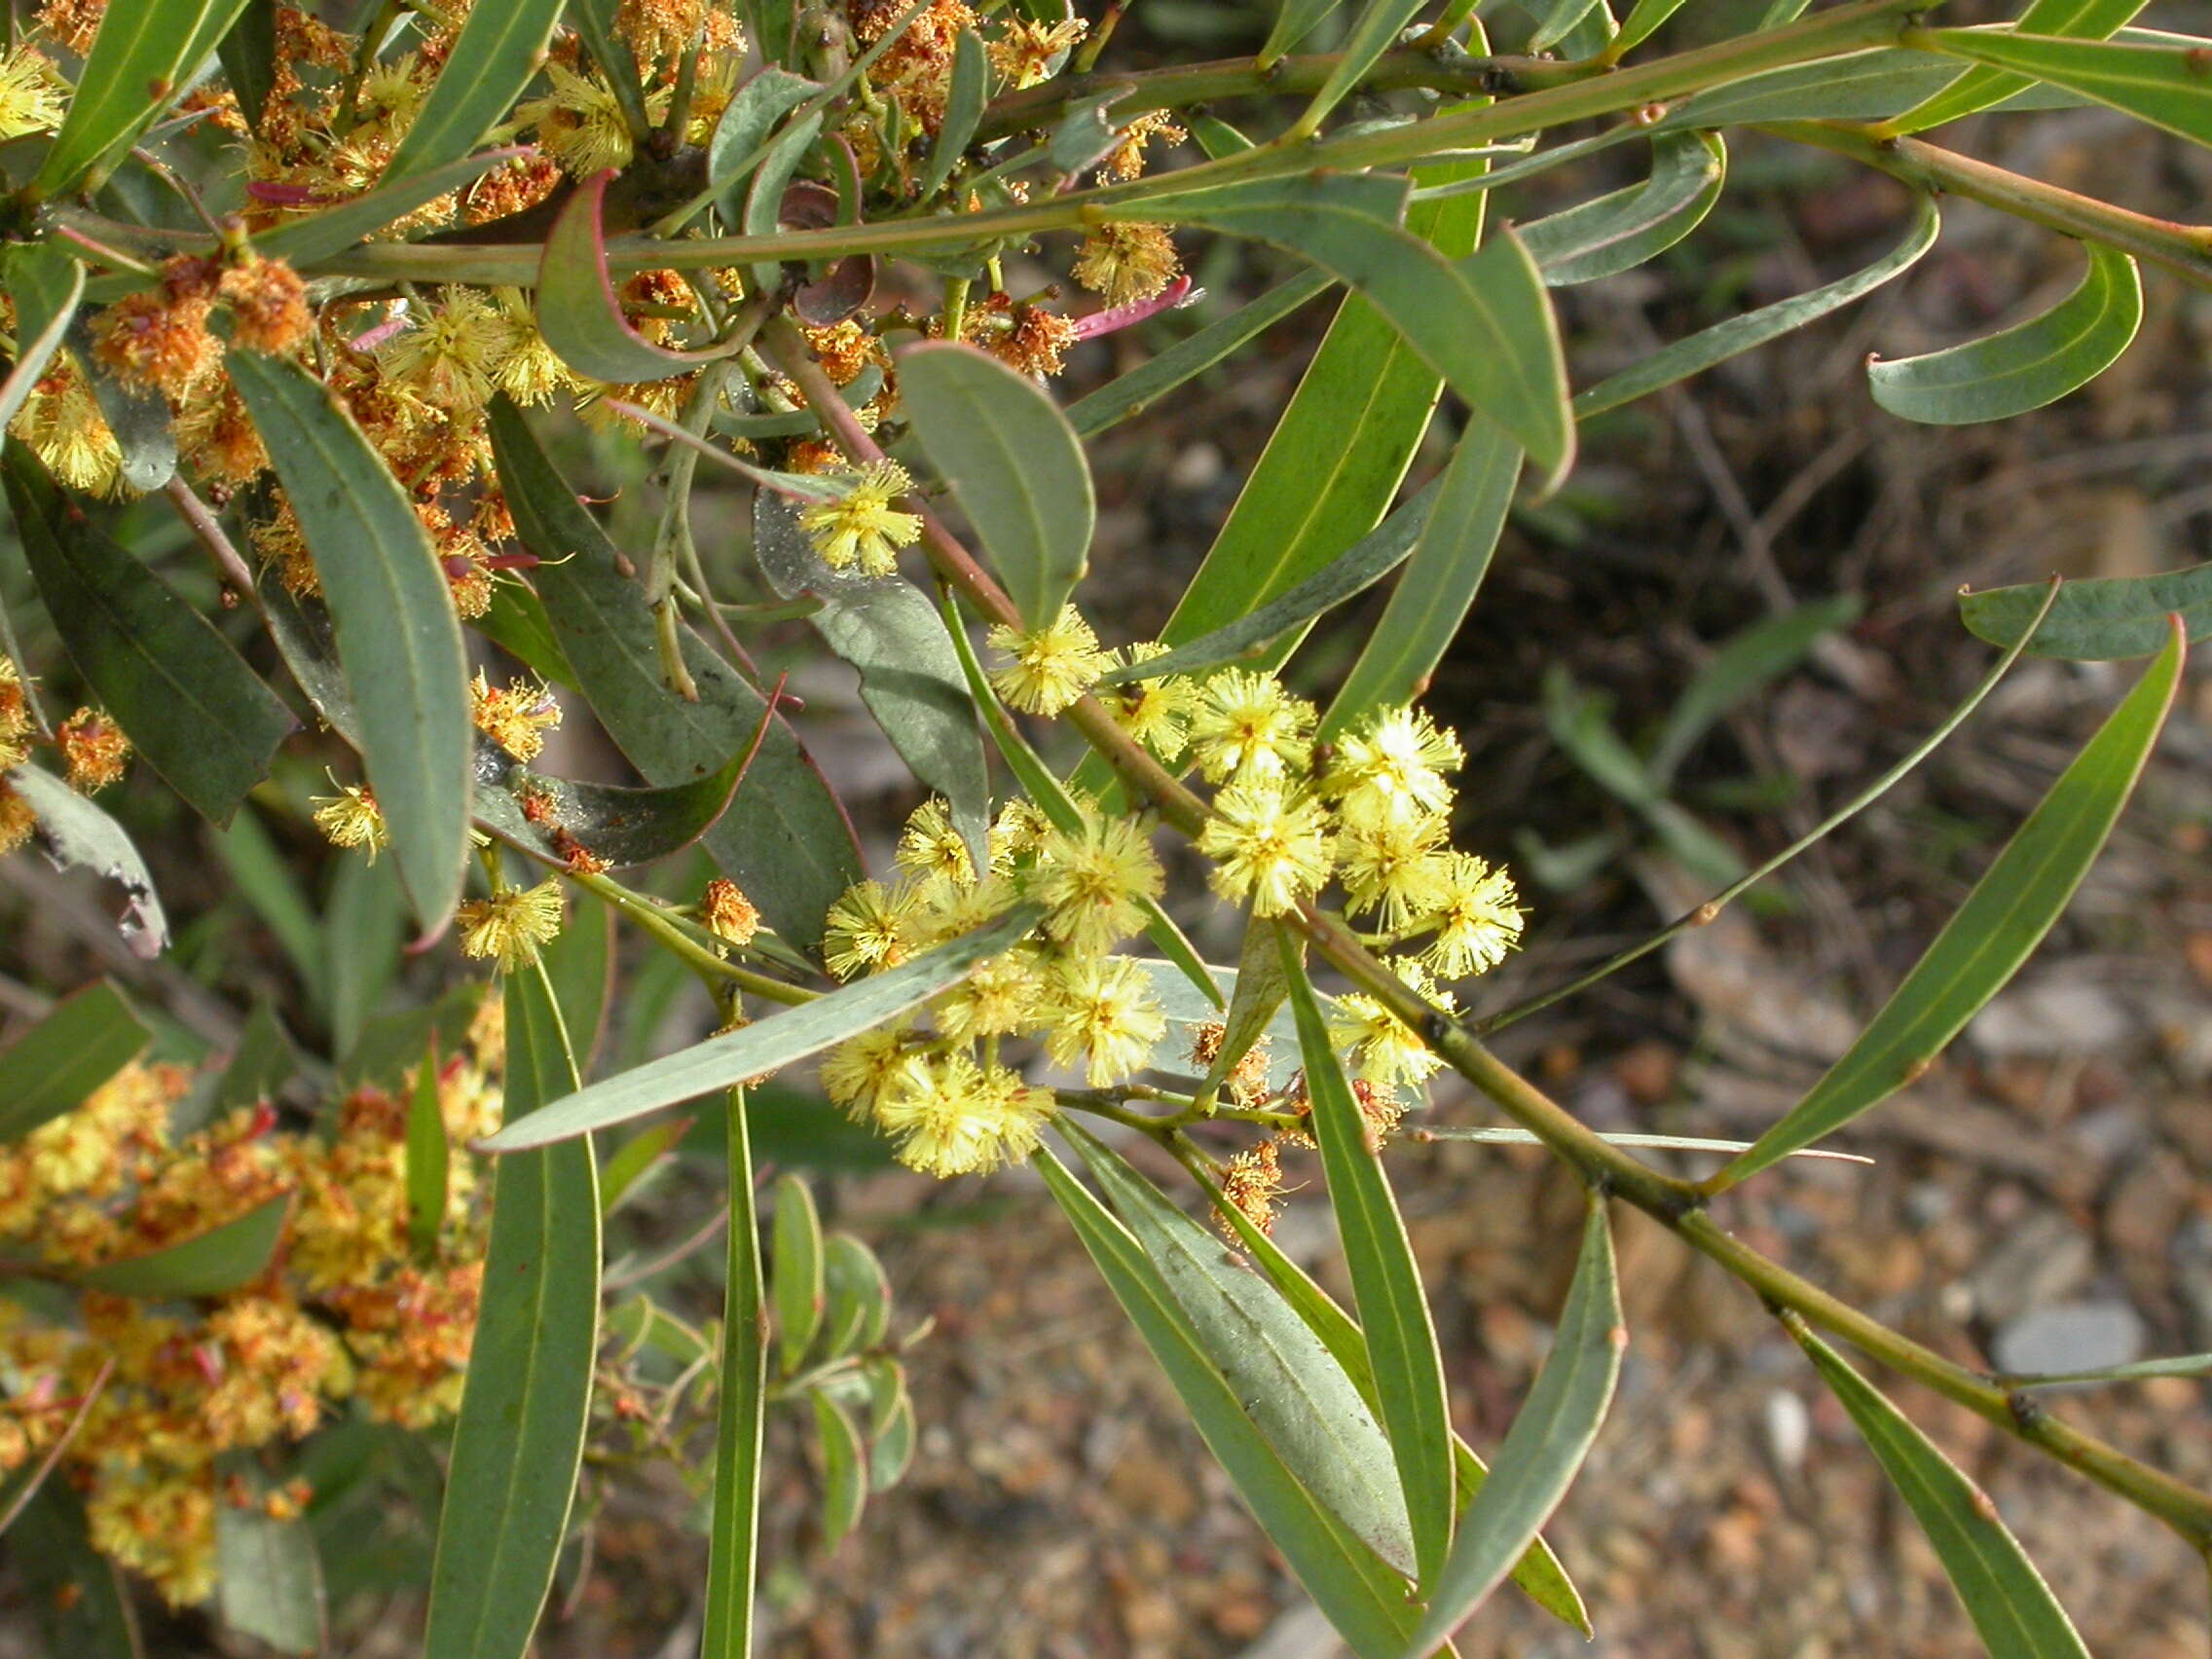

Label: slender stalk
[569,871,815,1006]
[162,477,262,608]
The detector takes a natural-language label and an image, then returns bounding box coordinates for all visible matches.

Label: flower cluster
[0,652,139,857]
[0,1014,506,1605]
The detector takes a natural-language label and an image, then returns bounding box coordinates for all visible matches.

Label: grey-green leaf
[215,1455,326,1655]
[1066,271,1333,439]
[75,1192,290,1297]
[1282,940,1455,1590]
[1613,0,1690,54]
[424,966,601,1659]
[405,1040,449,1261]
[229,351,470,930]
[6,446,293,824]
[13,1485,141,1659]
[1889,0,2147,133]
[773,1174,826,1375]
[1867,242,2142,424]
[1059,1121,1417,1577]
[478,906,1040,1152]
[1574,192,1940,420]
[701,1086,767,1659]
[811,1391,868,1549]
[1522,131,1726,286]
[1961,562,2212,660]
[1300,0,1427,133]
[1037,1143,1419,1659]
[1918,29,2212,147]
[821,1234,891,1357]
[5,765,168,955]
[1715,620,2185,1188]
[33,0,251,195]
[1649,595,1862,785]
[384,0,562,176]
[490,397,861,952]
[1791,1320,2093,1659]
[538,170,747,382]
[0,979,147,1142]
[1400,1196,1624,1658]
[899,342,1093,628]
[919,31,987,200]
[0,245,84,436]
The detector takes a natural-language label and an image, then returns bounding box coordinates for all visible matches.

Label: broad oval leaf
[772,1174,825,1375]
[75,1192,290,1297]
[1790,1320,2093,1659]
[1522,131,1727,287]
[822,1234,891,1357]
[1961,562,2212,660]
[32,0,250,195]
[383,0,563,179]
[1282,938,1455,1590]
[899,342,1094,629]
[1400,1196,1624,1659]
[864,1361,916,1491]
[214,1453,325,1655]
[0,979,147,1142]
[67,313,174,493]
[255,146,531,268]
[424,966,601,1659]
[229,351,471,931]
[1037,1142,1419,1659]
[538,170,747,382]
[810,1391,868,1549]
[1575,192,1940,419]
[1132,172,1574,487]
[6,764,168,955]
[754,492,991,858]
[1867,242,2142,425]
[489,397,862,953]
[472,746,749,870]
[5,447,294,824]
[479,906,1041,1152]
[1059,1121,1418,1578]
[702,1087,767,1659]
[1889,0,2148,133]
[1321,420,1522,737]
[707,67,818,210]
[1918,28,2212,147]
[0,245,84,435]
[1714,619,2185,1189]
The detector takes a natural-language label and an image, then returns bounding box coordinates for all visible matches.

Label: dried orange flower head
[700,876,760,947]
[56,707,129,793]
[1219,1139,1285,1239]
[217,255,312,354]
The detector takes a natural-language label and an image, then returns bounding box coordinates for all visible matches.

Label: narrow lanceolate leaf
[490,398,861,951]
[899,342,1092,629]
[0,980,147,1142]
[1890,0,2147,133]
[706,66,817,208]
[215,0,277,130]
[1575,193,1940,419]
[1614,0,1691,54]
[1867,243,2142,425]
[32,0,251,195]
[538,170,747,382]
[1131,173,1574,486]
[1193,1156,1590,1635]
[1038,1146,1419,1659]
[480,906,1040,1152]
[1522,132,1727,286]
[383,0,563,178]
[1649,595,1863,785]
[405,1041,449,1261]
[1260,0,1344,66]
[0,245,83,436]
[424,967,601,1659]
[1059,1122,1417,1578]
[1917,29,2212,147]
[1140,147,1487,676]
[1401,1197,1624,1659]
[754,493,991,859]
[1066,271,1334,439]
[542,893,615,1075]
[212,1003,296,1113]
[471,749,748,871]
[229,352,470,930]
[1096,482,1439,688]
[75,1193,290,1297]
[1789,1320,2093,1659]
[5,766,167,955]
[701,1088,766,1659]
[773,1175,826,1375]
[918,30,987,200]
[214,1455,325,1655]
[5,447,293,823]
[1530,0,1606,53]
[1961,561,2212,660]
[1200,914,1298,1100]
[1715,620,2185,1189]
[1321,421,1521,738]
[1282,941,1455,1591]
[1301,0,1428,132]
[255,146,530,267]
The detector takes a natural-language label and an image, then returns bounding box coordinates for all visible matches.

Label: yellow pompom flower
[823,878,919,980]
[380,286,503,410]
[470,671,562,763]
[518,60,646,176]
[820,1024,926,1122]
[456,880,565,972]
[1102,643,1199,762]
[0,45,63,139]
[987,605,1113,715]
[1045,953,1166,1086]
[894,796,976,883]
[798,461,922,576]
[1421,853,1525,979]
[1028,806,1164,957]
[1188,669,1315,786]
[1197,782,1334,918]
[876,1051,1052,1177]
[1336,810,1451,931]
[1325,706,1464,825]
[312,782,387,861]
[1072,221,1180,307]
[1330,962,1456,1090]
